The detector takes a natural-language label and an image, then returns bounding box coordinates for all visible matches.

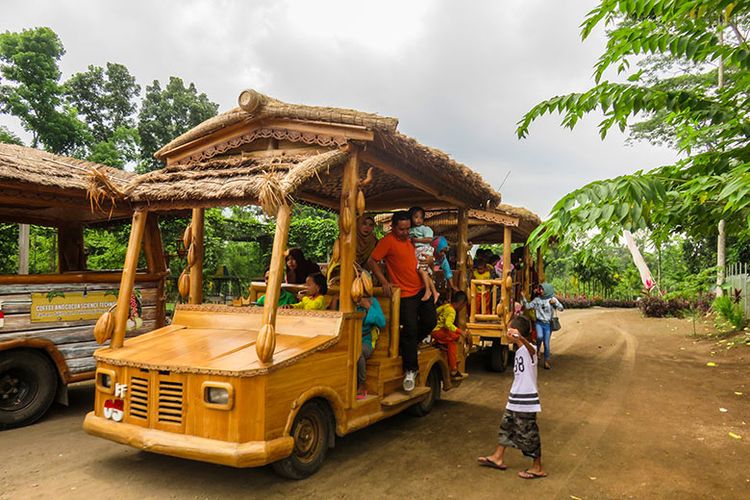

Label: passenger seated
[431,291,470,379]
[286,248,321,285]
[257,269,298,306]
[288,272,327,310]
[355,293,386,400]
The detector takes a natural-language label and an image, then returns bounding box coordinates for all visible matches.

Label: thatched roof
[126,149,349,210]
[135,89,500,211]
[156,89,400,157]
[376,204,541,244]
[0,144,134,224]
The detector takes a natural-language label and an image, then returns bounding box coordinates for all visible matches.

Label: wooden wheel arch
[0,338,71,384]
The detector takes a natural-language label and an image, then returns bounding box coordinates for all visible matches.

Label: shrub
[639,295,691,317]
[712,295,745,330]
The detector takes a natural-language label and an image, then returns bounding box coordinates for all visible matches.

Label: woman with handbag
[521,283,563,370]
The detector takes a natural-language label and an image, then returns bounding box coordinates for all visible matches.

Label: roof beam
[360,150,467,208]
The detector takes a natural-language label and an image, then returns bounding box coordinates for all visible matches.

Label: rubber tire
[488,341,510,373]
[272,400,332,480]
[0,349,58,430]
[408,367,441,417]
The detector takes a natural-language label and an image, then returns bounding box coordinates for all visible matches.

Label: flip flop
[518,469,547,479]
[477,457,508,470]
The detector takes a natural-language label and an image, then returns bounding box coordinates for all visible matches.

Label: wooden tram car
[377,206,543,372]
[83,90,502,478]
[0,145,167,429]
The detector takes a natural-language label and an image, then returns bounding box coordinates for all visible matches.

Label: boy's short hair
[452,291,467,304]
[392,211,411,225]
[509,315,532,339]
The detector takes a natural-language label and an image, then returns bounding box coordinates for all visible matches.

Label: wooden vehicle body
[0,145,167,429]
[83,90,500,477]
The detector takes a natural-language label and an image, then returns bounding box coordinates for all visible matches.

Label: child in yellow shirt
[432,291,469,378]
[290,272,328,310]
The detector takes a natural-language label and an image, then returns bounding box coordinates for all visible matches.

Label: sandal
[477,457,507,470]
[518,469,547,479]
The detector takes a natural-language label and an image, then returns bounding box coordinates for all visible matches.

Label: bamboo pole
[18,224,29,275]
[339,149,359,313]
[189,208,205,304]
[111,210,148,349]
[501,226,512,324]
[457,208,469,329]
[257,202,292,363]
[523,245,531,297]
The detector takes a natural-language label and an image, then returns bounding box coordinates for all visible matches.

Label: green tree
[64,63,140,142]
[0,124,22,145]
[518,1,750,273]
[0,27,88,154]
[64,62,141,168]
[137,77,218,172]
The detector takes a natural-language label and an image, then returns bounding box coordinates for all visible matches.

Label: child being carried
[409,206,440,302]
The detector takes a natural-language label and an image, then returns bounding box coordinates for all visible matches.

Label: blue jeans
[535,321,551,361]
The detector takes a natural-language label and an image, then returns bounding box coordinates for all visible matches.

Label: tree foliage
[0,27,88,154]
[519,0,750,258]
[137,77,218,172]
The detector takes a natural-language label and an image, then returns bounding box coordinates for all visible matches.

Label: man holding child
[368,211,437,392]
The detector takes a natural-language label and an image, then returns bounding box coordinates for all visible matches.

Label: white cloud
[1,0,678,217]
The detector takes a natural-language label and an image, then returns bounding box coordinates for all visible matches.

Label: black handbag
[550,314,561,332]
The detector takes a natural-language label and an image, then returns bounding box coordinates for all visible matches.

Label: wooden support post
[523,246,531,297]
[143,213,167,328]
[58,224,85,272]
[111,210,148,349]
[18,224,29,275]
[339,149,359,313]
[537,247,545,284]
[189,208,205,304]
[257,202,292,363]
[501,226,512,325]
[457,208,469,329]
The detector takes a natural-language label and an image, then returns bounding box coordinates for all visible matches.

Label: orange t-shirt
[370,233,423,298]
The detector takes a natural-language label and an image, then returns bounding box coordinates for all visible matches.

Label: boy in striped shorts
[477,315,547,479]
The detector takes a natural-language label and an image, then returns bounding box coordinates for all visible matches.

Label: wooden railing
[469,279,504,323]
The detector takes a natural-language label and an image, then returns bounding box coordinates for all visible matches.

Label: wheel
[488,340,510,373]
[408,367,441,417]
[272,400,332,479]
[0,349,58,430]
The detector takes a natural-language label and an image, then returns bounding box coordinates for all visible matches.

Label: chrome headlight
[206,387,229,405]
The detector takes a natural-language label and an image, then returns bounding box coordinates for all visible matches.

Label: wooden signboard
[30,290,117,323]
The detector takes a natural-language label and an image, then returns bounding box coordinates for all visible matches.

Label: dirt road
[1,308,748,499]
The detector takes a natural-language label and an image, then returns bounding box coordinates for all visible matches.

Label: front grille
[129,376,149,419]
[157,380,184,424]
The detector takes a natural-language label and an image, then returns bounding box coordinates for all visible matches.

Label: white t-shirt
[506,344,541,413]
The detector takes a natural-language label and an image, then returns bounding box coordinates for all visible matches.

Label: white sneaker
[403,370,417,392]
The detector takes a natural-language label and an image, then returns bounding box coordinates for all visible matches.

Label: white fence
[725,263,750,317]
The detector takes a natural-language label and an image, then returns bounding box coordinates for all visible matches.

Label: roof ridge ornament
[238,89,268,115]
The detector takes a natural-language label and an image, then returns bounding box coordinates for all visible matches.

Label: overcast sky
[1,0,678,217]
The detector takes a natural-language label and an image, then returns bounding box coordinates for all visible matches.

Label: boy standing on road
[477,315,547,479]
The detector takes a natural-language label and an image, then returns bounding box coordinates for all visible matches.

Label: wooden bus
[83,90,501,478]
[0,144,167,430]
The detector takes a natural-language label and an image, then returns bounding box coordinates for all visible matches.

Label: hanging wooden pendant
[178,269,190,298]
[93,311,114,344]
[356,190,365,216]
[182,224,192,249]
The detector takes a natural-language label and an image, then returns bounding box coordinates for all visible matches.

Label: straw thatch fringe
[0,143,133,192]
[123,149,349,206]
[156,89,399,158]
[86,166,128,215]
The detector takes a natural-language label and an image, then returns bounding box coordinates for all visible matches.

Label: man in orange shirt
[368,211,437,392]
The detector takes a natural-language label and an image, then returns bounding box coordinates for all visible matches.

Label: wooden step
[380,386,430,407]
